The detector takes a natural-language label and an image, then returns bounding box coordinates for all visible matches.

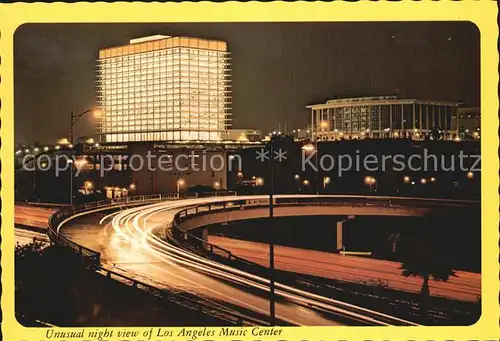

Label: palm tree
[387,230,400,253]
[400,229,456,323]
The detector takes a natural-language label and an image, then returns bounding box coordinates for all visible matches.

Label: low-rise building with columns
[306,96,460,141]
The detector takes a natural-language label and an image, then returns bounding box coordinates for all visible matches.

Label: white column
[419,104,423,131]
[438,106,442,127]
[316,109,321,140]
[412,103,416,131]
[389,104,393,135]
[310,109,314,140]
[432,105,435,127]
[401,104,404,133]
[426,105,429,130]
[378,105,382,135]
[327,108,330,132]
[443,106,449,140]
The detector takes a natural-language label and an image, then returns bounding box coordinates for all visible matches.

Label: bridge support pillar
[336,221,343,252]
[337,215,355,252]
[201,227,209,251]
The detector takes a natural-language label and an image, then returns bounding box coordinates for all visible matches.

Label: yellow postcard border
[0,1,498,341]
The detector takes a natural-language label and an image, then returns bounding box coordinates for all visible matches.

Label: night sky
[14,22,480,144]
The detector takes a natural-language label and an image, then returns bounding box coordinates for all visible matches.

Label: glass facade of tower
[96,36,231,143]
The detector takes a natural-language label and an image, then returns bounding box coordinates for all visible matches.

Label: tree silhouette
[399,225,457,323]
[387,230,400,253]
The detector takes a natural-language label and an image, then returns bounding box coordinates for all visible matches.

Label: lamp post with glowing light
[364,176,376,193]
[213,180,221,191]
[301,143,319,195]
[236,171,243,185]
[68,159,74,206]
[70,108,101,144]
[66,158,87,207]
[266,134,278,326]
[323,176,331,190]
[177,178,185,193]
[294,174,300,192]
[303,179,310,191]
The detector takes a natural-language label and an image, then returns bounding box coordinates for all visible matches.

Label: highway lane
[208,236,481,302]
[15,205,55,229]
[15,227,50,246]
[17,195,473,324]
[59,201,346,326]
[58,195,422,326]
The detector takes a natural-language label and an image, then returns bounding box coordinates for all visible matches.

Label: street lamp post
[303,179,310,191]
[266,136,276,326]
[32,159,37,201]
[323,176,331,191]
[315,141,319,195]
[70,109,100,144]
[67,159,74,207]
[364,176,376,193]
[236,171,243,186]
[301,143,319,194]
[294,174,300,193]
[177,177,185,193]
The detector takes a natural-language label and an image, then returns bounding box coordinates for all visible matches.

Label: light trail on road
[60,195,418,326]
[60,198,343,325]
[15,205,55,229]
[208,236,480,302]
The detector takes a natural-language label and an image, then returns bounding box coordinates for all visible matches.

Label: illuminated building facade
[306,96,460,141]
[457,107,480,140]
[223,129,262,142]
[97,35,231,143]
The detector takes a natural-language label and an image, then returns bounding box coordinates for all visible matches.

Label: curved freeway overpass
[57,194,478,326]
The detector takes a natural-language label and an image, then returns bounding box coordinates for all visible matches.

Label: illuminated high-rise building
[96,35,231,143]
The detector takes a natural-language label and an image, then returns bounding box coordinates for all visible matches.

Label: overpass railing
[174,195,480,224]
[164,194,478,326]
[98,267,269,326]
[47,191,236,269]
[168,194,479,274]
[47,208,101,269]
[46,190,271,325]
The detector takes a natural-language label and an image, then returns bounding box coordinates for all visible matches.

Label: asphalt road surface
[15,205,55,229]
[59,202,347,326]
[208,236,481,302]
[15,228,50,246]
